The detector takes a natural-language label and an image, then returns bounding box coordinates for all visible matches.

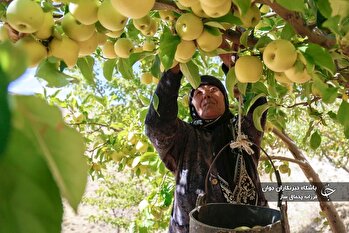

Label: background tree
[0,0,348,232]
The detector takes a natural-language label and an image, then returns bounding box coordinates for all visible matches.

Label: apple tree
[0,0,349,232]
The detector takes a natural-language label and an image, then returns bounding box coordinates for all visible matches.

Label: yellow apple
[111,0,155,19]
[159,10,176,21]
[235,55,263,83]
[16,36,47,67]
[284,60,312,84]
[140,72,153,84]
[196,29,222,52]
[78,32,98,57]
[191,2,209,18]
[274,72,292,84]
[0,25,10,41]
[235,4,261,28]
[69,0,99,25]
[105,29,124,38]
[200,0,227,7]
[96,32,107,45]
[6,0,44,33]
[34,12,54,40]
[201,0,232,18]
[175,13,204,40]
[142,40,155,51]
[114,38,134,58]
[49,35,80,68]
[61,13,95,42]
[178,0,199,7]
[133,15,152,31]
[262,39,297,72]
[140,19,158,36]
[101,40,117,59]
[175,40,196,63]
[98,0,128,31]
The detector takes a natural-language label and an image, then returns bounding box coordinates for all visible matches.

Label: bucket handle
[203,141,283,208]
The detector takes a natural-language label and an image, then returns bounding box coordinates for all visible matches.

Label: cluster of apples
[172,1,263,65]
[1,0,156,68]
[234,39,312,84]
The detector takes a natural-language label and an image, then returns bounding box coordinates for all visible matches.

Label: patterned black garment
[145,68,267,233]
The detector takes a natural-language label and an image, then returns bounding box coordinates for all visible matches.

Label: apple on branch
[69,0,99,25]
[114,38,134,59]
[98,0,127,32]
[201,0,232,18]
[101,40,117,59]
[15,35,47,67]
[263,39,298,72]
[235,55,263,83]
[175,13,204,41]
[61,13,95,42]
[111,0,155,19]
[174,40,196,63]
[196,29,223,52]
[6,0,44,34]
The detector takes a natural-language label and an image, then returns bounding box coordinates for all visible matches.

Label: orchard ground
[62,151,349,233]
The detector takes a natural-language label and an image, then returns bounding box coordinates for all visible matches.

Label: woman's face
[191,85,226,120]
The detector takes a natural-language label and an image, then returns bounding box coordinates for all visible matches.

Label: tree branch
[256,0,336,50]
[272,127,347,233]
[260,155,306,167]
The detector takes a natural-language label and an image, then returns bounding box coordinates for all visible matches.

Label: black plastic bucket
[189,203,282,233]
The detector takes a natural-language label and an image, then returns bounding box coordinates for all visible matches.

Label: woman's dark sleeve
[144,69,189,172]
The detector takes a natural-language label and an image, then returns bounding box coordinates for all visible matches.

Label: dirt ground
[62,154,349,233]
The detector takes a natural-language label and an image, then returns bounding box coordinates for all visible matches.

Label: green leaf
[35,60,73,87]
[275,0,305,12]
[305,43,335,74]
[180,61,201,89]
[316,0,332,18]
[251,82,269,95]
[310,131,322,149]
[312,74,338,103]
[13,96,88,211]
[159,27,181,70]
[205,25,222,36]
[0,41,27,82]
[215,11,242,25]
[240,29,251,48]
[237,82,248,96]
[253,103,270,132]
[150,55,161,79]
[254,36,273,50]
[77,56,95,85]
[117,58,134,79]
[204,22,225,30]
[0,129,63,233]
[0,68,10,156]
[322,16,341,34]
[152,93,160,116]
[232,0,251,15]
[246,93,267,114]
[225,67,238,99]
[337,100,349,125]
[103,59,116,81]
[281,23,296,40]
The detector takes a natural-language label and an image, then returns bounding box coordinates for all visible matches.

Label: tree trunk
[272,127,347,233]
